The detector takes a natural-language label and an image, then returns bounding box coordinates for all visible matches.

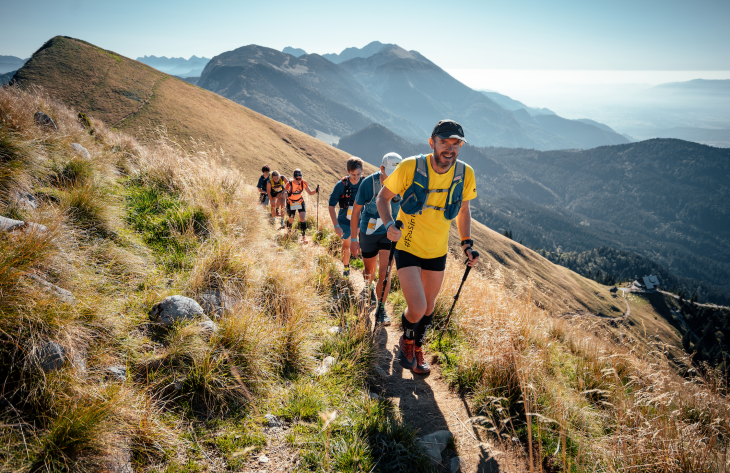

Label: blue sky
[1,0,729,70]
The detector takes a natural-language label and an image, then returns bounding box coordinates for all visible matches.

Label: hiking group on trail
[257,165,319,242]
[257,119,478,375]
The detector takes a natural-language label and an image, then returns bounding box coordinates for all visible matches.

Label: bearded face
[430,137,463,172]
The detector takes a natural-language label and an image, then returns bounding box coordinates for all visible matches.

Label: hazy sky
[2,0,729,71]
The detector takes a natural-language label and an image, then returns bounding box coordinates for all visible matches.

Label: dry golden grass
[0,85,389,471]
[434,255,730,472]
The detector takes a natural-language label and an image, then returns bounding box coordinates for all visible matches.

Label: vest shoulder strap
[454,160,466,180]
[415,154,429,179]
[369,173,382,204]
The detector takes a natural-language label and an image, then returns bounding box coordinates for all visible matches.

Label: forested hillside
[534,247,730,306]
[474,141,730,302]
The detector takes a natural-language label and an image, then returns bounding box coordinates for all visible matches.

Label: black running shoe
[376,306,391,326]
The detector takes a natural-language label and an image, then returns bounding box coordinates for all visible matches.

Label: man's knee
[406,299,428,318]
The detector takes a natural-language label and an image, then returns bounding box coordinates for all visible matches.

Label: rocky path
[348,270,525,473]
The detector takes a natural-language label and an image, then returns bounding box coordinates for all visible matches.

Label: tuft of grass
[125,182,208,270]
[61,181,116,235]
[29,393,122,472]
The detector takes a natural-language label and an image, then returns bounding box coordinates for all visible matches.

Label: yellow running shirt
[383,154,477,259]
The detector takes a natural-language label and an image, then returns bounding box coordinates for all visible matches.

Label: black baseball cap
[431,119,466,142]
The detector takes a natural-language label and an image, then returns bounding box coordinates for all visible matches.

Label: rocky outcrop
[315,356,336,376]
[199,290,236,318]
[10,191,37,210]
[0,216,47,233]
[70,143,90,159]
[34,111,57,131]
[27,274,75,304]
[106,366,127,382]
[149,295,206,327]
[33,340,66,371]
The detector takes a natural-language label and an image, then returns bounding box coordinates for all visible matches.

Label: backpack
[286,180,305,203]
[400,154,466,220]
[338,177,355,209]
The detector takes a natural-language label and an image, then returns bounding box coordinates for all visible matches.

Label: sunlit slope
[12,36,368,188]
[449,222,625,315]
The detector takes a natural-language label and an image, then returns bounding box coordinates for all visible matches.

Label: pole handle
[395,220,403,230]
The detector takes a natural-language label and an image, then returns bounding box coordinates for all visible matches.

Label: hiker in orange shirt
[284,168,319,242]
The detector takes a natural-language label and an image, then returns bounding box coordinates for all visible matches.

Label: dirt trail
[348,269,525,473]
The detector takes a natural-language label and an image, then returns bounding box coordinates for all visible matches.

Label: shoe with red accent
[413,347,431,374]
[399,336,416,370]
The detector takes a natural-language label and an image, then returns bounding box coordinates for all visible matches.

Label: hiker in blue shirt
[328,157,364,277]
[350,153,403,325]
[257,165,270,206]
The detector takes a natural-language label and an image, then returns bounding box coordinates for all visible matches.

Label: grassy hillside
[12,36,367,189]
[3,85,728,472]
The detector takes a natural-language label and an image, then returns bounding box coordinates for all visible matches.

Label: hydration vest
[286,179,305,203]
[338,177,356,209]
[270,177,285,192]
[364,172,400,216]
[400,154,466,220]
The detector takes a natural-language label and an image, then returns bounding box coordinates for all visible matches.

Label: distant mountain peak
[282,47,307,57]
[322,41,392,64]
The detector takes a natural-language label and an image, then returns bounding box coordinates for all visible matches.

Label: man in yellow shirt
[376,119,479,374]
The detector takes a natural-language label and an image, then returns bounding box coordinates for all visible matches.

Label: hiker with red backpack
[284,168,319,243]
[376,120,479,374]
[328,157,364,276]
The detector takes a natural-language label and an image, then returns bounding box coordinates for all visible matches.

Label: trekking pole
[373,220,403,335]
[316,186,320,238]
[438,250,480,355]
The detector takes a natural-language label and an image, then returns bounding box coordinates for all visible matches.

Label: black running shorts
[286,201,306,217]
[270,190,282,199]
[395,249,447,272]
[359,231,393,259]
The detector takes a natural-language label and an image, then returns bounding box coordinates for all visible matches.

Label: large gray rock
[34,341,66,371]
[27,274,75,304]
[0,216,47,233]
[34,112,57,131]
[70,143,90,159]
[419,430,453,463]
[149,295,206,327]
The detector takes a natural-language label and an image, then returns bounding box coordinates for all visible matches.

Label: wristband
[384,220,395,231]
[351,238,358,242]
[335,224,341,229]
[461,238,474,247]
